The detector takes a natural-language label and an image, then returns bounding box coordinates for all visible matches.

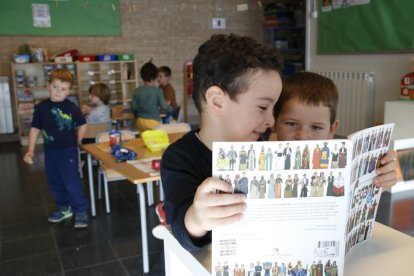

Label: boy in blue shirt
[24,68,89,228]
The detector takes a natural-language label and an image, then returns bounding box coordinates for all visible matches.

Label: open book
[211,124,394,276]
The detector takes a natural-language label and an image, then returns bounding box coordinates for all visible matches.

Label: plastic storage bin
[141,129,170,152]
[96,54,117,61]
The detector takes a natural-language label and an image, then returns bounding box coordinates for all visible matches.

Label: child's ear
[205,85,225,114]
[329,120,340,138]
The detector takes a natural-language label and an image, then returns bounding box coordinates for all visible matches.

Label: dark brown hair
[192,33,283,113]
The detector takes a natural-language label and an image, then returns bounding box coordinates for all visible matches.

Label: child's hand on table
[184,177,246,238]
[374,150,398,188]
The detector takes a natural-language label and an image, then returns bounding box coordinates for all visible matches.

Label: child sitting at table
[130,60,173,132]
[273,71,397,188]
[158,66,179,122]
[81,82,111,123]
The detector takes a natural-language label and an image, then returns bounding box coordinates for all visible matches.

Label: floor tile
[0,251,62,276]
[64,260,128,276]
[59,240,117,271]
[1,234,55,261]
[1,220,52,242]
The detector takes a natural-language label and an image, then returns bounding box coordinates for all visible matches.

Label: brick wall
[0,0,263,126]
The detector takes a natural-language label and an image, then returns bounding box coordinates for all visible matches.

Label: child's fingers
[198,177,234,194]
[373,170,397,187]
[206,202,247,218]
[376,157,398,175]
[379,150,397,166]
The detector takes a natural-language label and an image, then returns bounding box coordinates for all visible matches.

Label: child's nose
[294,128,308,140]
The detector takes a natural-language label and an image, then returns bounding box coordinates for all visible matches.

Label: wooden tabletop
[81,132,185,184]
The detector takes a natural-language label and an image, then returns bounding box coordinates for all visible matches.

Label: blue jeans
[44,146,88,214]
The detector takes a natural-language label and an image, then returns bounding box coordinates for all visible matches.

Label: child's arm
[184,177,246,238]
[374,150,398,188]
[77,124,87,145]
[23,127,40,163]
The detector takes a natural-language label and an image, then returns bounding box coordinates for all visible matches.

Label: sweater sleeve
[160,132,212,251]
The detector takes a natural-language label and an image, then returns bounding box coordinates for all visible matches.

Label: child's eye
[258,106,268,111]
[285,121,297,127]
[311,125,323,131]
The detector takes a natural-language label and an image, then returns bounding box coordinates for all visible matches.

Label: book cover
[211,124,394,276]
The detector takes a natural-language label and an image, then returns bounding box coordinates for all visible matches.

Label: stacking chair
[155,122,191,134]
[79,122,110,178]
[95,130,136,213]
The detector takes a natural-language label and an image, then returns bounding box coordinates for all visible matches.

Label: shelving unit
[11,60,138,145]
[262,0,305,76]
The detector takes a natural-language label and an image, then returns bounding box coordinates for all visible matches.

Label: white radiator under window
[314,70,375,137]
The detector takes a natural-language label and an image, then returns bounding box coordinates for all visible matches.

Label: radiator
[314,70,375,137]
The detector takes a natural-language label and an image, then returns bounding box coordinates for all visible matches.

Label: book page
[344,124,394,253]
[212,139,351,276]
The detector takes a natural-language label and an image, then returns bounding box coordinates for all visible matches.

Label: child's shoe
[48,206,73,223]
[155,202,167,225]
[74,211,89,229]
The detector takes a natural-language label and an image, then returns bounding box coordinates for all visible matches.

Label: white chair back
[155,123,191,134]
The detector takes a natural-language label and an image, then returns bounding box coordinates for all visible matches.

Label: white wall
[305,0,414,124]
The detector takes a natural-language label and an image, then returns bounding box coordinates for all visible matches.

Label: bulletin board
[0,0,120,36]
[318,0,414,53]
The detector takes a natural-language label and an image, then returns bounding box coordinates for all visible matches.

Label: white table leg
[87,153,96,217]
[137,184,149,273]
[147,181,154,206]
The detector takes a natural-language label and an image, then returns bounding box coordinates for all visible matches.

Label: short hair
[192,33,283,113]
[48,68,73,88]
[158,66,171,77]
[140,60,158,82]
[88,83,111,105]
[274,72,339,124]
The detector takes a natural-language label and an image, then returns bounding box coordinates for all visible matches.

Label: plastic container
[78,55,96,62]
[117,54,134,61]
[141,129,170,152]
[96,54,117,62]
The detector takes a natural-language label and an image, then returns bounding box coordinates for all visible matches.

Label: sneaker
[74,211,89,229]
[48,206,73,223]
[155,202,167,225]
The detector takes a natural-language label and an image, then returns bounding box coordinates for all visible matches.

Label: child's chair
[79,122,110,178]
[95,130,136,213]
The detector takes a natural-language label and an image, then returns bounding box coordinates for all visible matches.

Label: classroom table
[80,132,183,274]
[153,222,414,275]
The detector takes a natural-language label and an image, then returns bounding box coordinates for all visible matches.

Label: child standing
[161,34,283,251]
[81,82,111,123]
[273,71,397,188]
[130,61,173,132]
[23,68,89,228]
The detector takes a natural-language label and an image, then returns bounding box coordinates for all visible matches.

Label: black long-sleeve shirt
[160,130,212,251]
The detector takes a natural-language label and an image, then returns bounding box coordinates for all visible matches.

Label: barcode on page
[219,239,237,257]
[314,240,339,258]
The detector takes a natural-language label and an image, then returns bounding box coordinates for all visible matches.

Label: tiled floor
[0,142,164,275]
[1,141,414,275]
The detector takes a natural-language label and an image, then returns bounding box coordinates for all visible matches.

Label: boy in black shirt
[161,34,283,250]
[24,69,89,228]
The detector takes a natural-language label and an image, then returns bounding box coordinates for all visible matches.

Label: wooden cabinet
[76,60,138,107]
[11,60,138,145]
